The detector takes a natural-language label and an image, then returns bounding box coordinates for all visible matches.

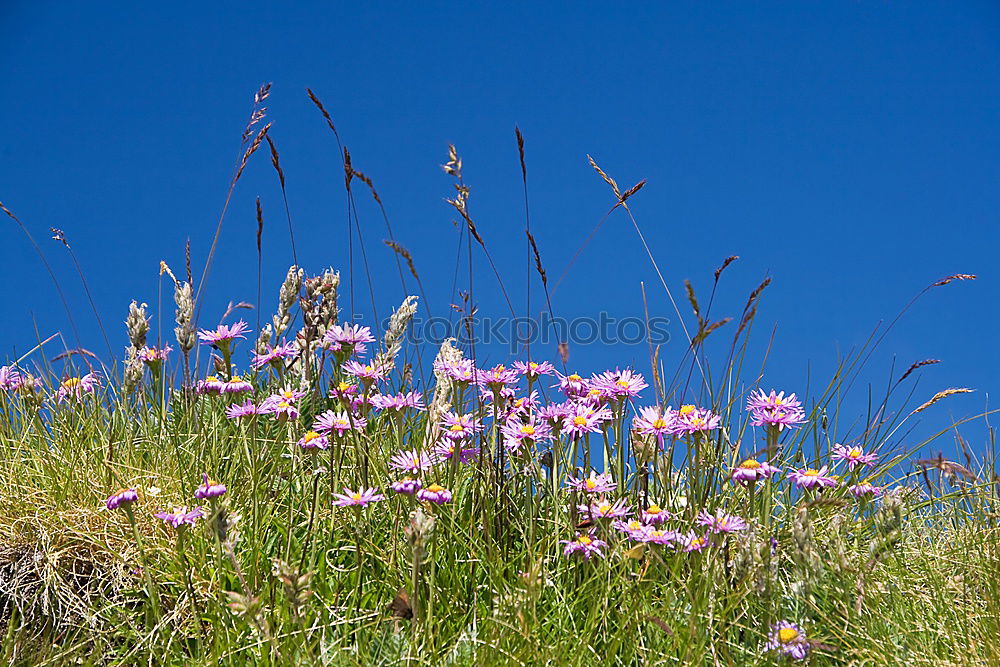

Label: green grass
[0,266,995,667]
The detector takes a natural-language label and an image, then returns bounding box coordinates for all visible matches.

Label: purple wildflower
[477,364,519,391]
[342,359,387,384]
[137,345,172,365]
[155,506,205,528]
[298,430,330,450]
[766,621,810,660]
[697,510,748,534]
[641,503,672,524]
[590,368,648,399]
[194,473,227,500]
[578,497,631,520]
[416,483,453,504]
[831,443,878,470]
[849,483,883,498]
[312,409,366,434]
[513,360,555,379]
[747,389,807,431]
[731,458,781,485]
[332,487,385,507]
[433,440,479,464]
[441,411,483,440]
[501,417,553,452]
[632,406,675,438]
[323,323,375,355]
[566,471,616,494]
[561,530,607,560]
[680,531,711,552]
[554,372,589,399]
[672,405,721,435]
[258,397,299,421]
[787,465,839,490]
[613,519,651,541]
[105,488,138,511]
[389,449,435,474]
[0,365,22,390]
[251,340,298,369]
[197,321,249,346]
[226,399,259,420]
[391,477,422,495]
[370,391,425,412]
[562,403,612,437]
[56,373,101,403]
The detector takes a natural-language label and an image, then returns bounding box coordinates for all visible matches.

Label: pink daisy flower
[220,375,252,394]
[747,389,807,431]
[554,372,589,399]
[680,531,711,552]
[105,488,138,511]
[590,368,648,399]
[501,417,553,452]
[672,405,721,435]
[342,359,387,384]
[730,458,781,485]
[433,440,480,464]
[197,321,249,346]
[513,360,555,379]
[389,449,435,474]
[508,391,541,417]
[561,530,607,560]
[566,471,616,494]
[441,411,483,440]
[434,358,478,386]
[251,340,298,369]
[391,477,422,495]
[194,473,227,500]
[323,323,375,355]
[562,403,613,437]
[298,430,330,450]
[613,519,651,541]
[226,399,259,420]
[641,503,673,524]
[332,487,385,507]
[137,345,172,365]
[477,364,519,391]
[155,506,204,528]
[696,510,748,534]
[258,397,299,421]
[578,497,631,520]
[56,372,101,403]
[849,483,883,498]
[0,365,22,391]
[632,406,675,438]
[370,391,425,412]
[831,443,878,470]
[416,483,453,504]
[312,410,366,434]
[787,465,838,489]
[195,376,225,396]
[766,621,810,660]
[644,528,680,546]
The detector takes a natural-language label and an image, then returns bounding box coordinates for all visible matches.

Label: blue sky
[1,2,998,458]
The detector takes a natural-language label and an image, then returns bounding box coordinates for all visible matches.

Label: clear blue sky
[2,2,997,458]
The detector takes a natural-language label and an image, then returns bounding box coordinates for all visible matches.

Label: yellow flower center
[351,493,362,501]
[568,374,582,382]
[282,390,294,399]
[652,418,667,429]
[597,503,612,514]
[449,423,464,431]
[277,401,291,409]
[426,483,445,492]
[577,535,592,545]
[205,376,219,383]
[573,416,588,427]
[739,459,761,469]
[304,431,320,443]
[62,378,81,388]
[337,381,351,392]
[495,365,505,372]
[627,520,641,530]
[529,362,538,370]
[364,365,374,373]
[848,447,862,458]
[803,469,819,477]
[411,457,421,467]
[778,627,799,643]
[520,425,535,436]
[691,537,706,547]
[679,405,696,415]
[588,388,601,397]
[690,418,705,427]
[585,479,597,490]
[646,504,662,514]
